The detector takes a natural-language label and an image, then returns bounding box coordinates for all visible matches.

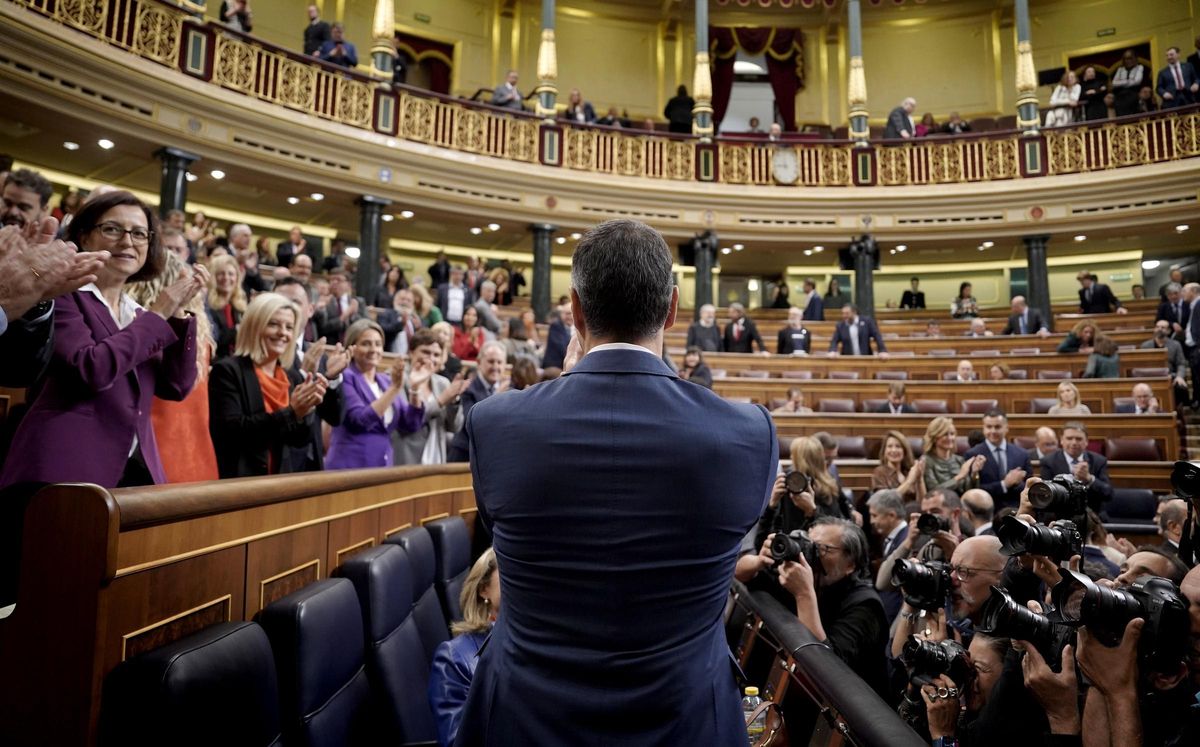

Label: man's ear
[663,286,679,331]
[570,288,587,341]
[1149,662,1187,692]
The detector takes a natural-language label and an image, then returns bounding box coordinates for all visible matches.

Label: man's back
[460,348,776,746]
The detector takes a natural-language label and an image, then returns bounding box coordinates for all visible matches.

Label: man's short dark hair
[813,431,837,451]
[910,276,919,282]
[1134,544,1188,584]
[66,190,163,283]
[274,276,304,289]
[570,219,673,341]
[983,407,1007,420]
[1063,420,1087,436]
[928,488,961,509]
[4,168,53,208]
[412,328,440,349]
[1167,46,1181,55]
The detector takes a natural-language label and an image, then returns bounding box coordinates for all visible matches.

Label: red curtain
[395,32,453,95]
[709,27,804,133]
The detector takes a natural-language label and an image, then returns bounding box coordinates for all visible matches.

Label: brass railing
[9,0,1200,188]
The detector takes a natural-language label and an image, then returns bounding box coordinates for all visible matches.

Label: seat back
[873,371,908,380]
[778,436,794,460]
[336,545,438,744]
[1010,347,1041,355]
[961,399,999,414]
[955,436,970,455]
[929,349,957,357]
[835,436,867,458]
[828,370,860,380]
[1036,370,1070,380]
[862,398,888,412]
[942,371,978,381]
[1106,488,1158,521]
[742,370,771,379]
[781,370,812,379]
[1130,367,1169,378]
[710,369,727,379]
[1112,397,1135,411]
[425,517,472,623]
[913,399,949,414]
[383,527,450,664]
[1104,438,1160,461]
[1029,397,1057,413]
[1013,435,1036,450]
[259,578,373,747]
[1007,369,1028,380]
[818,398,856,413]
[907,437,924,458]
[100,622,283,747]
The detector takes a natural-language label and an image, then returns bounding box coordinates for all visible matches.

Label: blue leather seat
[337,544,439,744]
[425,517,471,623]
[100,621,283,747]
[258,578,373,747]
[1103,488,1158,534]
[385,527,451,664]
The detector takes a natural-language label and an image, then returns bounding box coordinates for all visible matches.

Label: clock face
[772,148,799,185]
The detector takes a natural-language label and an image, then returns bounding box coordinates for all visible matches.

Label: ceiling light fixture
[185,173,199,182]
[63,141,79,151]
[733,243,745,251]
[345,246,361,259]
[812,245,824,253]
[97,138,115,150]
[721,247,732,255]
[556,236,567,244]
[310,192,325,201]
[895,244,907,252]
[570,232,582,240]
[982,240,995,248]
[889,249,897,255]
[803,249,813,256]
[469,227,483,235]
[209,169,225,180]
[1073,234,1086,242]
[1176,224,1190,233]
[487,223,500,231]
[381,214,394,222]
[1141,260,1160,270]
[286,196,300,205]
[400,210,414,219]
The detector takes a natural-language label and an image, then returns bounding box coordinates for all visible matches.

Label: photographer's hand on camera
[1018,476,1043,517]
[1078,619,1144,747]
[1021,632,1081,735]
[778,555,825,640]
[921,674,963,740]
[769,474,787,509]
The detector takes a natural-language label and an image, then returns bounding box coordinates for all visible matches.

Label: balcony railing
[10,0,1200,188]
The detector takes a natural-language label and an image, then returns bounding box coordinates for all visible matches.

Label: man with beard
[1141,319,1190,408]
[2,169,52,232]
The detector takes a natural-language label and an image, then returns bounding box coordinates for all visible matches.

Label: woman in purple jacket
[324,319,428,469]
[0,191,206,488]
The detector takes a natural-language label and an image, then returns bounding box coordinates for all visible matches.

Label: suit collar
[564,348,677,377]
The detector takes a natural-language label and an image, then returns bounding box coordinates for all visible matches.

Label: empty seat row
[100,517,472,747]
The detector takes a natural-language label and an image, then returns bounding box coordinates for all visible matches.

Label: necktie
[734,323,742,342]
[1174,64,1184,90]
[1085,287,1093,304]
[1019,313,1028,335]
[993,445,1006,475]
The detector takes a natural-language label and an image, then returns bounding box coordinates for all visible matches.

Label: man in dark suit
[873,381,914,414]
[428,251,451,288]
[900,277,925,309]
[1156,46,1199,108]
[1159,268,1185,300]
[435,265,476,325]
[275,226,308,269]
[1189,36,1200,85]
[722,302,767,354]
[491,69,523,110]
[828,304,889,358]
[800,277,824,321]
[447,340,507,463]
[302,4,330,56]
[1157,282,1187,337]
[1184,282,1200,407]
[961,489,995,536]
[1039,421,1114,513]
[1000,295,1050,337]
[458,219,775,746]
[1076,271,1125,314]
[540,305,572,371]
[776,306,811,355]
[883,97,916,139]
[1113,382,1162,415]
[965,408,1031,510]
[866,489,909,624]
[313,270,366,342]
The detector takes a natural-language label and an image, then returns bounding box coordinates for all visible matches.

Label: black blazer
[1039,449,1114,512]
[828,317,887,355]
[900,290,925,309]
[1156,298,1187,330]
[681,364,713,389]
[0,306,53,387]
[207,303,241,360]
[448,375,493,460]
[1078,283,1121,314]
[1001,308,1047,335]
[884,106,912,139]
[802,294,824,321]
[281,353,345,473]
[966,440,1033,510]
[776,326,811,355]
[303,20,330,56]
[723,317,765,353]
[873,402,914,414]
[313,296,367,343]
[208,356,316,478]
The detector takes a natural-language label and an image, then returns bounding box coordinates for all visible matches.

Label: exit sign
[414,12,431,23]
[1096,27,1116,37]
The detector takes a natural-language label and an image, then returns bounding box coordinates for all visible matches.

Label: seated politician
[1038,421,1113,512]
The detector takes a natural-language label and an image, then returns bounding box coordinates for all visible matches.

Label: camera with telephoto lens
[978,586,1075,672]
[1171,460,1200,500]
[996,516,1082,563]
[1028,474,1088,520]
[916,512,951,535]
[892,559,952,612]
[900,636,975,687]
[770,529,819,567]
[784,469,810,496]
[1051,570,1190,671]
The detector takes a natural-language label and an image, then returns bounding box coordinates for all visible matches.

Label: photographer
[1039,422,1113,512]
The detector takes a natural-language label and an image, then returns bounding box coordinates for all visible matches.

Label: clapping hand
[290,372,328,418]
[324,343,349,379]
[407,358,433,392]
[301,337,327,375]
[150,263,207,319]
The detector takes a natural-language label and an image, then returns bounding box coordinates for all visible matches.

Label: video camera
[900,636,975,687]
[978,586,1075,672]
[892,559,952,613]
[996,516,1082,563]
[916,513,950,535]
[770,529,819,568]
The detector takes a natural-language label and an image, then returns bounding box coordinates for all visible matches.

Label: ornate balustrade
[8,0,1200,188]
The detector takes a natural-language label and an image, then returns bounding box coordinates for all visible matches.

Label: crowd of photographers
[734,407,1200,747]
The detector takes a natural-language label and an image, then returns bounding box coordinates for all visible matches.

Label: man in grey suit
[492,69,523,110]
[473,280,503,334]
[884,97,916,139]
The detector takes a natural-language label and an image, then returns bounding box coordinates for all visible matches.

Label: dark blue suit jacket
[965,440,1032,510]
[458,349,776,746]
[447,374,493,461]
[828,317,887,355]
[802,293,824,321]
[1156,62,1198,107]
[1040,449,1114,512]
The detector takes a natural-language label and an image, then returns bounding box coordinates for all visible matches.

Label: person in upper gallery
[723,302,768,354]
[373,265,408,309]
[206,254,245,360]
[317,22,358,68]
[1102,91,1118,119]
[428,548,499,747]
[1045,70,1080,127]
[1,191,205,489]
[394,328,466,466]
[1111,49,1148,115]
[1082,334,1120,379]
[663,84,694,134]
[1039,421,1113,512]
[472,280,503,335]
[884,97,917,139]
[276,226,307,270]
[452,305,486,362]
[1057,319,1100,354]
[1047,380,1091,416]
[964,318,993,337]
[823,278,851,310]
[1140,320,1189,407]
[1136,84,1159,114]
[941,112,972,135]
[446,339,506,463]
[776,306,811,355]
[952,359,976,382]
[951,281,979,318]
[800,277,824,321]
[963,408,1030,511]
[323,319,427,470]
[540,304,571,373]
[1079,65,1109,121]
[314,269,367,342]
[436,264,476,325]
[1157,46,1199,108]
[685,303,721,352]
[1000,294,1051,337]
[491,69,523,110]
[458,219,776,746]
[208,293,330,478]
[772,386,813,414]
[677,345,713,390]
[302,4,330,57]
[594,107,630,128]
[874,381,914,414]
[428,250,451,288]
[1076,270,1126,314]
[766,122,783,142]
[870,430,925,501]
[900,276,925,309]
[562,88,596,125]
[322,239,348,273]
[828,304,889,358]
[218,0,252,33]
[921,416,984,495]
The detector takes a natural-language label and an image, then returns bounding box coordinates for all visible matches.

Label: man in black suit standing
[884,97,916,139]
[965,408,1031,510]
[448,341,507,463]
[1039,421,1114,513]
[427,250,451,288]
[1189,35,1200,86]
[723,303,768,354]
[302,5,330,56]
[276,226,308,270]
[313,270,367,342]
[828,304,889,358]
[900,277,925,309]
[1076,271,1126,314]
[800,277,824,321]
[1000,295,1051,337]
[776,306,811,355]
[1184,282,1200,407]
[873,382,914,414]
[1157,282,1187,338]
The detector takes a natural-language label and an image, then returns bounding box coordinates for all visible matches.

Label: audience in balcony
[884,97,917,139]
[823,278,851,310]
[1082,334,1120,378]
[1057,318,1100,353]
[723,303,768,354]
[1156,46,1198,108]
[899,276,925,309]
[1136,83,1159,113]
[316,22,358,68]
[870,430,924,501]
[1079,65,1109,121]
[1101,92,1118,119]
[773,386,813,414]
[1112,49,1149,115]
[776,306,812,355]
[921,417,983,494]
[595,107,631,128]
[218,0,253,34]
[940,112,971,134]
[302,4,330,56]
[563,89,596,124]
[677,346,713,390]
[1077,270,1126,314]
[915,113,937,137]
[206,254,246,359]
[492,70,523,110]
[1001,294,1050,336]
[276,226,308,269]
[1045,71,1080,127]
[829,304,888,358]
[1048,380,1091,415]
[950,281,978,318]
[663,84,694,134]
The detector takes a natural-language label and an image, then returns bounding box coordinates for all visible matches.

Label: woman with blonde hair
[1048,380,1091,415]
[429,548,499,747]
[870,430,925,501]
[128,251,220,482]
[207,253,247,359]
[921,416,984,494]
[208,293,329,477]
[1057,319,1099,354]
[411,283,443,328]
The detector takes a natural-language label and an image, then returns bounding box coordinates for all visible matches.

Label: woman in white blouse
[1045,71,1080,127]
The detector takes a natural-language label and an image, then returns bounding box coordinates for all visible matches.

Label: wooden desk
[832,459,1177,493]
[665,327,1154,354]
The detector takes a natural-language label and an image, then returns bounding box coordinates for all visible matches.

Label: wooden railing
[8,0,1200,186]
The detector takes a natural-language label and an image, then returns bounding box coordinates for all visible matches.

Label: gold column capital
[372,0,395,42]
[1015,40,1037,97]
[692,51,713,104]
[535,28,559,117]
[847,55,867,109]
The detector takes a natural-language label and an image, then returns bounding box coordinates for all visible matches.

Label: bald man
[1116,382,1161,414]
[961,489,996,536]
[1001,295,1050,337]
[1156,498,1189,554]
[884,97,917,139]
[1033,426,1058,462]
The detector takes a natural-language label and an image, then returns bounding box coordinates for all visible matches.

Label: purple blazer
[0,290,197,488]
[324,363,424,470]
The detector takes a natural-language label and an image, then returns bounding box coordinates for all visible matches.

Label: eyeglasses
[96,222,152,245]
[814,542,845,558]
[949,564,1002,582]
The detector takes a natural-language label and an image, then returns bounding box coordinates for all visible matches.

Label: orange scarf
[254,363,290,414]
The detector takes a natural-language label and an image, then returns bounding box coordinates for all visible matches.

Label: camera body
[900,636,975,687]
[892,559,952,613]
[978,586,1075,672]
[770,529,819,568]
[996,516,1082,563]
[1170,460,1200,500]
[916,512,951,535]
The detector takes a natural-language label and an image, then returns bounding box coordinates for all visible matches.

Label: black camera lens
[770,530,817,567]
[996,517,1082,563]
[1028,475,1087,519]
[900,636,974,686]
[916,513,950,535]
[892,559,951,612]
[1170,460,1200,500]
[785,470,810,495]
[978,586,1074,671]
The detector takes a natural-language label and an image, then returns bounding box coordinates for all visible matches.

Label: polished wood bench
[0,465,476,747]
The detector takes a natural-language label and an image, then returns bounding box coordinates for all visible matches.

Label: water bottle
[742,686,766,739]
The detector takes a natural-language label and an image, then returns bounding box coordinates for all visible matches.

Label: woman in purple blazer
[0,191,206,489]
[325,319,428,470]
